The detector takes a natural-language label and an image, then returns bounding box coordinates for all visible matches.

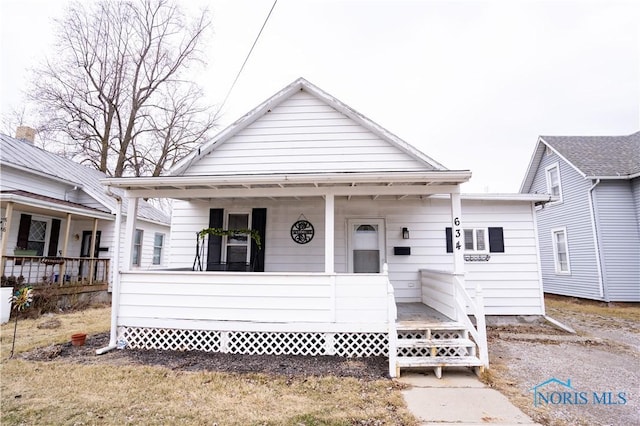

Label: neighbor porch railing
[420,269,489,368]
[1,256,110,287]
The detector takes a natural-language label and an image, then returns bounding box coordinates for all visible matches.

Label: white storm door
[347,219,385,273]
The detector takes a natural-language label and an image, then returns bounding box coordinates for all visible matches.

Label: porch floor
[396,302,454,324]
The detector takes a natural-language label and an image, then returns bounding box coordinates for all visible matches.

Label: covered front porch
[1,191,113,291]
[102,171,488,377]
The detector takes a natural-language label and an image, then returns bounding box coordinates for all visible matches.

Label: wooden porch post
[57,213,72,285]
[88,218,99,285]
[123,196,138,271]
[324,193,335,274]
[450,190,464,274]
[0,201,14,274]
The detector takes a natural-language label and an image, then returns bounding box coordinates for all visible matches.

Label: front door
[348,219,385,273]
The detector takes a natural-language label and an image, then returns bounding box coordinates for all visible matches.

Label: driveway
[488,295,639,426]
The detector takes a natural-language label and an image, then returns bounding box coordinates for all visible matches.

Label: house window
[552,227,570,274]
[153,233,164,265]
[132,229,143,266]
[225,213,250,268]
[27,219,48,256]
[463,228,487,252]
[545,163,562,202]
[446,227,504,253]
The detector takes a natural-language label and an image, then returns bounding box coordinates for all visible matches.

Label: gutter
[96,187,123,355]
[587,179,606,300]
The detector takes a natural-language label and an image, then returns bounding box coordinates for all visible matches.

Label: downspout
[588,179,606,300]
[96,187,122,355]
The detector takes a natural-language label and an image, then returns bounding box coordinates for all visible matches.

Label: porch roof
[102,170,472,199]
[0,190,114,220]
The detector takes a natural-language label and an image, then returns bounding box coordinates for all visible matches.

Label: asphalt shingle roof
[0,134,169,224]
[541,131,640,177]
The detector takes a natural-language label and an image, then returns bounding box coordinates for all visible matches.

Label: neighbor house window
[153,233,164,265]
[545,163,562,202]
[132,229,143,266]
[463,228,487,252]
[27,219,48,255]
[225,213,250,268]
[552,227,570,274]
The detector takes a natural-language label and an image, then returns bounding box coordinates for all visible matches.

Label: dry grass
[1,305,111,358]
[545,294,640,322]
[1,307,417,425]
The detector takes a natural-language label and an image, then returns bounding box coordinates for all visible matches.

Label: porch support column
[57,213,72,285]
[0,201,14,274]
[61,213,72,257]
[88,218,99,285]
[123,196,139,271]
[324,193,335,274]
[450,191,464,274]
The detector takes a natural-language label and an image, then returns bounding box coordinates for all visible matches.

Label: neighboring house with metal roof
[520,131,640,302]
[0,130,171,298]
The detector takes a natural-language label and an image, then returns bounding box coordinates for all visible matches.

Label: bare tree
[31,0,216,177]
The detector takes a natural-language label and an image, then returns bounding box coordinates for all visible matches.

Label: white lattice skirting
[118,327,389,357]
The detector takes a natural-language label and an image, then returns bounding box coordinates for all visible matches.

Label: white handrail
[383,263,398,378]
[451,274,488,368]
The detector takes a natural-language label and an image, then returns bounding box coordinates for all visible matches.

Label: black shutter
[17,214,31,250]
[488,227,504,253]
[206,208,224,271]
[251,208,267,272]
[445,227,453,253]
[47,219,61,256]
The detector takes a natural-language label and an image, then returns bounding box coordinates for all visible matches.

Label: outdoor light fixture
[402,227,410,239]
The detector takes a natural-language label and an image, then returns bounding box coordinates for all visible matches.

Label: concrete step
[396,338,475,348]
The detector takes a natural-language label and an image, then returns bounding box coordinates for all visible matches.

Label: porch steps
[394,321,482,379]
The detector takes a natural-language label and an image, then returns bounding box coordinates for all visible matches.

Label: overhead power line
[219,0,278,113]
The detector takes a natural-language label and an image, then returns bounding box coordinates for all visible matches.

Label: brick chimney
[15,126,36,143]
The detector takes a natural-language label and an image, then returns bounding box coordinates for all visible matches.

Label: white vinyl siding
[169,197,544,315]
[551,227,570,274]
[183,91,430,176]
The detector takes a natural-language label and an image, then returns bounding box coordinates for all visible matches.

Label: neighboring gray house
[520,131,640,302]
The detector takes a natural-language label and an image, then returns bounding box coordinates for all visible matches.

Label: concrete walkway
[398,369,541,425]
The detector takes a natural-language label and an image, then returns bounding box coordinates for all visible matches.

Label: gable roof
[520,130,640,192]
[170,77,448,176]
[0,134,169,225]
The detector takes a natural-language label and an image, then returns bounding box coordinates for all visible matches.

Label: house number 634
[453,217,462,250]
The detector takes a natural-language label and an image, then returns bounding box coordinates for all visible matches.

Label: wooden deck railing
[419,268,489,369]
[1,256,110,287]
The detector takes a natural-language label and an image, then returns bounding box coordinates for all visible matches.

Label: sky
[1,0,639,193]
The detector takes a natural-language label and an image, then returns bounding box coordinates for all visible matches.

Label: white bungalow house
[102,78,550,377]
[0,130,170,306]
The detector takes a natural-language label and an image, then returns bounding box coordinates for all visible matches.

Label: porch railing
[1,256,110,287]
[420,269,489,368]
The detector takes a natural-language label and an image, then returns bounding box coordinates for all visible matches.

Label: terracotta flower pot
[71,333,87,346]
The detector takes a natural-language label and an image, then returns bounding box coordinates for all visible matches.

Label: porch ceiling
[102,171,472,200]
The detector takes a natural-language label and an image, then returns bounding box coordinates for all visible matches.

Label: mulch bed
[20,332,390,380]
